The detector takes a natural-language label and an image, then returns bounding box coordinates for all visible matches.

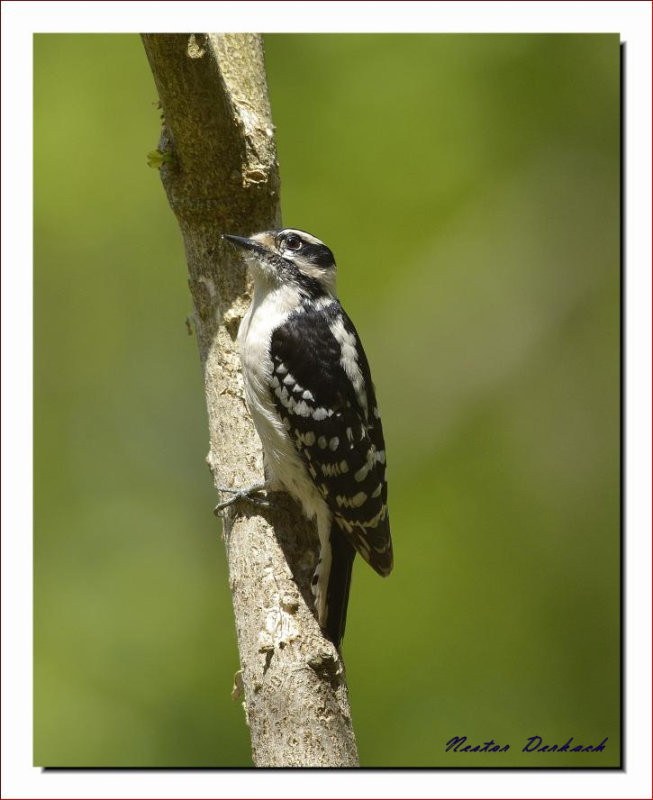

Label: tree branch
[141,33,359,767]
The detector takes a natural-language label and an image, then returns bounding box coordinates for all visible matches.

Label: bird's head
[222,228,337,299]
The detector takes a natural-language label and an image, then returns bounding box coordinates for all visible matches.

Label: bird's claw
[214,483,270,514]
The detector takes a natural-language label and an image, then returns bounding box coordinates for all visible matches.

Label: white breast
[237,283,326,522]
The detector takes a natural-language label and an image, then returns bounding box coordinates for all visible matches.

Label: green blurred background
[34,34,620,767]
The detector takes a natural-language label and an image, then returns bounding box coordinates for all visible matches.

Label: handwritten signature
[445,735,608,753]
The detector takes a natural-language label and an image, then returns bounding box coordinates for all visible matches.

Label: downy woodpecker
[220,229,393,648]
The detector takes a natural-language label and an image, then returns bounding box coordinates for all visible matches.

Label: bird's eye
[285,234,302,251]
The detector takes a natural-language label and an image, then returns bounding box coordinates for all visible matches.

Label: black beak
[222,233,250,248]
[222,233,269,256]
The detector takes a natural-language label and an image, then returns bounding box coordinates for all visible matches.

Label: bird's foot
[214,482,270,514]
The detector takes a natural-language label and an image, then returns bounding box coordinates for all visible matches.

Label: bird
[219,228,392,648]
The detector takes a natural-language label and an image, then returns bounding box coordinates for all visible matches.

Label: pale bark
[141,33,358,767]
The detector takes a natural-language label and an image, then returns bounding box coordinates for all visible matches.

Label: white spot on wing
[292,400,311,417]
[355,533,371,559]
[296,430,316,447]
[354,448,376,482]
[336,491,368,509]
[321,461,345,477]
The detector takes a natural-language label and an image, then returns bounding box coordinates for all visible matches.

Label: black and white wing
[269,302,393,577]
